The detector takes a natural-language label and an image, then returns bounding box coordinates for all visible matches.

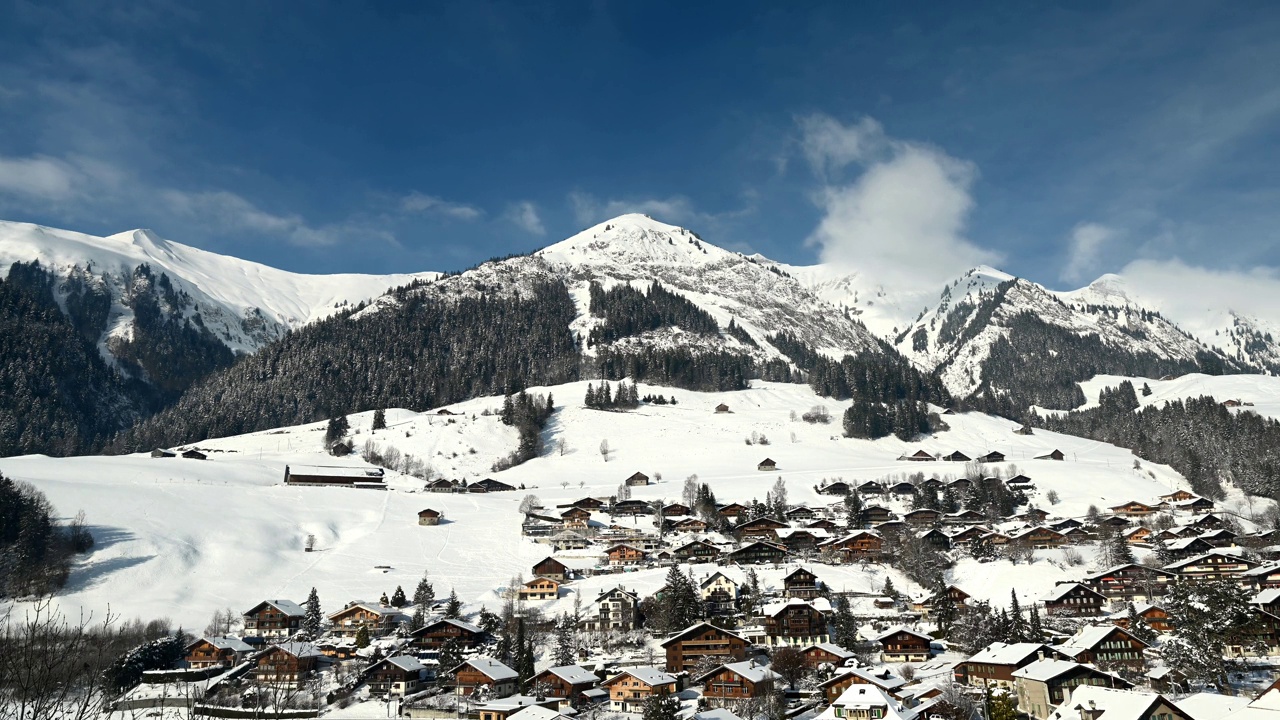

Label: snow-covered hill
[0,380,1205,629]
[1076,372,1280,420]
[0,220,440,360]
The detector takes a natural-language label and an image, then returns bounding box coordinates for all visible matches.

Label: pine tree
[372,408,387,430]
[1028,603,1043,642]
[355,624,370,648]
[445,589,462,619]
[303,587,322,639]
[883,577,898,601]
[554,614,576,667]
[1111,530,1136,565]
[501,393,515,425]
[1008,590,1026,642]
[1152,535,1173,567]
[438,638,464,681]
[585,383,596,408]
[391,585,407,608]
[642,688,680,720]
[414,571,436,608]
[324,415,350,447]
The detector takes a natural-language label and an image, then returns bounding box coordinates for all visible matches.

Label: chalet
[735,516,788,540]
[1114,603,1173,633]
[818,667,908,705]
[917,528,952,551]
[696,661,779,704]
[1010,526,1066,549]
[242,599,305,639]
[783,567,820,599]
[949,477,974,492]
[1040,583,1106,617]
[1007,474,1035,489]
[625,472,650,487]
[947,525,990,546]
[504,707,571,720]
[255,642,322,687]
[1015,507,1050,523]
[181,449,207,460]
[1159,489,1197,503]
[953,642,1067,690]
[1175,496,1217,514]
[942,451,971,462]
[368,656,427,696]
[1011,660,1134,719]
[473,478,516,492]
[727,541,790,565]
[1083,564,1174,604]
[529,664,600,706]
[757,458,777,471]
[1109,500,1158,517]
[1166,549,1260,583]
[1244,563,1280,590]
[980,531,1011,545]
[888,482,918,497]
[550,531,591,552]
[476,696,564,720]
[520,576,561,601]
[944,509,987,525]
[820,531,884,562]
[532,557,570,582]
[672,517,710,533]
[327,602,405,638]
[763,599,828,646]
[718,503,749,520]
[715,403,731,413]
[675,540,721,561]
[818,480,853,496]
[410,617,484,650]
[580,587,639,632]
[1055,625,1149,669]
[436,408,456,415]
[775,528,825,553]
[900,449,936,462]
[186,636,253,669]
[150,448,175,458]
[1165,536,1212,561]
[875,626,932,663]
[426,478,457,492]
[978,451,1006,463]
[602,667,677,713]
[604,544,648,565]
[1232,608,1280,657]
[452,657,519,697]
[663,503,690,517]
[903,509,941,527]
[808,518,841,532]
[1015,424,1035,435]
[700,572,740,615]
[800,643,856,669]
[920,477,944,493]
[418,508,442,525]
[1124,526,1152,544]
[1200,527,1238,548]
[825,685,915,720]
[566,497,606,510]
[612,499,652,516]
[785,506,817,521]
[857,481,886,496]
[284,464,385,488]
[662,622,748,673]
[1034,449,1066,461]
[560,507,591,530]
[1097,515,1131,529]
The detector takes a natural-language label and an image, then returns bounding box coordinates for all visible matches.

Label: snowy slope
[0,380,1197,629]
[0,220,440,357]
[1077,372,1280,420]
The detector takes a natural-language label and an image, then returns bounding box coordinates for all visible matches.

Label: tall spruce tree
[303,587,322,639]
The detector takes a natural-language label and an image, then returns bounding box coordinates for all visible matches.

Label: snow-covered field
[0,381,1195,630]
[1077,372,1280,420]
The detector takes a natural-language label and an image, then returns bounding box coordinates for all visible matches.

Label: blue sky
[1,1,1279,288]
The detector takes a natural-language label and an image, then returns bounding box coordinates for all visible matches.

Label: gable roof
[246,599,305,617]
[376,655,426,673]
[1058,625,1148,656]
[965,642,1058,666]
[694,660,779,685]
[269,641,321,659]
[415,617,483,635]
[1047,686,1181,720]
[453,657,518,682]
[874,625,931,643]
[660,622,746,648]
[605,666,676,687]
[819,666,908,691]
[540,664,599,685]
[1040,582,1103,603]
[803,642,855,660]
[507,707,568,720]
[190,636,253,653]
[1012,658,1095,682]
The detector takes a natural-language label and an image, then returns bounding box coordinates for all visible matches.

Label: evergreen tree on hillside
[391,585,407,608]
[303,587,322,638]
[372,408,387,430]
[445,589,462,619]
[324,415,350,448]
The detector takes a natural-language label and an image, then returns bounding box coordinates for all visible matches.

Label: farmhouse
[1034,449,1066,461]
[625,472,650,487]
[727,541,790,565]
[283,464,385,489]
[473,478,516,492]
[255,642,322,688]
[942,451,971,462]
[900,449,936,462]
[757,458,777,471]
[410,617,484,651]
[181,449,207,460]
[762,598,828,646]
[417,508,442,525]
[1039,583,1105,617]
[531,557,570,581]
[715,403,731,413]
[978,450,1006,463]
[529,665,600,705]
[151,448,175,458]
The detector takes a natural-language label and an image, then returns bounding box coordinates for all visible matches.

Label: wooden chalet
[942,450,971,462]
[917,527,952,551]
[1233,609,1280,656]
[532,557,570,581]
[903,508,941,527]
[1165,550,1260,582]
[1083,564,1174,604]
[612,499,651,516]
[1244,563,1280,590]
[728,541,789,565]
[185,636,253,669]
[1175,496,1216,514]
[604,544,648,565]
[1011,660,1134,716]
[181,449,207,460]
[1010,526,1066,549]
[1056,625,1149,669]
[785,506,817,521]
[901,449,936,462]
[602,668,677,713]
[949,477,974,492]
[674,539,721,561]
[150,448,175,458]
[820,531,883,562]
[800,642,857,669]
[327,602,405,638]
[953,642,1067,689]
[1114,603,1173,633]
[875,626,932,663]
[368,656,427,696]
[1159,489,1197,503]
[242,599,305,639]
[661,622,748,673]
[718,503,749,520]
[715,403,731,413]
[775,528,824,553]
[624,471,650,487]
[763,599,828,646]
[473,478,516,492]
[1124,526,1153,544]
[410,618,484,651]
[1109,500,1158,517]
[520,576,561,601]
[255,642,322,688]
[284,464,386,489]
[888,482,918,497]
[452,657,519,697]
[818,667,907,705]
[1062,526,1092,544]
[1040,583,1106,617]
[426,478,457,492]
[662,503,690,517]
[560,507,591,529]
[1034,449,1066,460]
[978,451,1006,463]
[1007,474,1035,489]
[566,497,605,510]
[947,525,989,546]
[700,572,740,615]
[671,517,709,533]
[818,480,853,496]
[857,481,886,496]
[418,508,442,525]
[580,587,639,632]
[530,664,600,705]
[783,567,821,599]
[696,661,779,704]
[476,697,564,720]
[757,458,777,471]
[944,509,987,525]
[735,516,788,540]
[807,518,840,532]
[1166,536,1214,559]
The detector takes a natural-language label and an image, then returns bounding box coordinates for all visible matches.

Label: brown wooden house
[674,539,721,561]
[327,602,405,638]
[672,517,709,533]
[821,531,884,562]
[875,626,932,663]
[417,508,442,525]
[696,661,779,704]
[185,636,253,669]
[530,664,600,705]
[1109,500,1158,517]
[242,599,305,639]
[1040,583,1106,617]
[661,622,748,673]
[452,657,519,697]
[727,541,789,565]
[953,642,1067,690]
[255,642,322,688]
[783,567,821,599]
[800,642,857,669]
[1083,564,1175,604]
[520,576,561,601]
[764,599,828,645]
[1056,625,1149,669]
[736,516,788,540]
[1114,603,1173,633]
[409,617,484,651]
[757,458,777,471]
[818,667,908,704]
[532,557,570,581]
[368,656,427,696]
[624,472,650,487]
[602,668,677,713]
[604,544,648,565]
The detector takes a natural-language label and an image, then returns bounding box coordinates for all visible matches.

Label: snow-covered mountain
[0,220,439,363]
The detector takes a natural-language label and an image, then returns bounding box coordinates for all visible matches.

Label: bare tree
[518,494,542,515]
[599,439,610,462]
[682,475,699,508]
[0,598,121,720]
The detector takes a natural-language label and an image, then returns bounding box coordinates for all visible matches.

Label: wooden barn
[284,464,386,489]
[417,508,442,525]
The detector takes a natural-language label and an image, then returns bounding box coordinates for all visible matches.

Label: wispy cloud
[568,191,756,234]
[399,192,483,220]
[504,201,545,235]
[160,189,394,248]
[1061,222,1116,284]
[0,154,82,200]
[798,114,1002,292]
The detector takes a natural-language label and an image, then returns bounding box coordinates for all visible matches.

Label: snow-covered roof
[761,597,821,617]
[873,625,931,643]
[381,656,426,673]
[1039,583,1098,603]
[456,657,518,682]
[822,666,907,691]
[607,666,676,687]
[1046,686,1173,720]
[695,660,778,684]
[1011,658,1090,682]
[542,665,598,685]
[1164,548,1249,571]
[804,642,855,659]
[288,464,384,478]
[250,599,305,616]
[825,685,916,720]
[193,636,253,652]
[1255,588,1280,605]
[271,641,321,659]
[1179,692,1251,720]
[425,617,482,634]
[1057,624,1147,656]
[965,642,1052,666]
[661,622,746,647]
[507,707,567,720]
[695,709,743,720]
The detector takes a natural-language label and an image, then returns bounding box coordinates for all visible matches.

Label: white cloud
[1115,257,1280,335]
[400,192,482,220]
[0,154,82,200]
[800,114,1002,292]
[1061,222,1116,284]
[504,201,545,235]
[569,191,702,227]
[160,189,394,248]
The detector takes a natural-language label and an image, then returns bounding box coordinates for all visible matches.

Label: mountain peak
[536,214,733,268]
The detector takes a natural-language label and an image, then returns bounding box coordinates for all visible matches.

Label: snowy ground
[0,381,1200,630]
[1077,372,1280,420]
